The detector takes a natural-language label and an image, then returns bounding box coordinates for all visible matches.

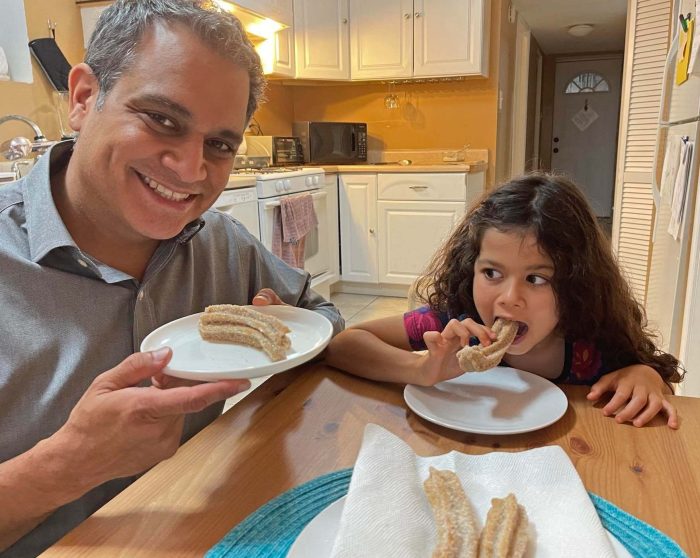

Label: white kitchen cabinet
[339,174,378,282]
[257,26,295,76]
[325,173,340,282]
[414,0,489,77]
[293,0,350,79]
[350,0,413,80]
[349,0,489,80]
[377,173,467,285]
[339,171,484,289]
[234,0,294,27]
[378,200,464,284]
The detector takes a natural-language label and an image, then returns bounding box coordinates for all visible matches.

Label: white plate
[139,305,332,381]
[403,367,568,435]
[287,496,632,558]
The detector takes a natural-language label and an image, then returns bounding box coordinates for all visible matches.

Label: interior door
[551,56,623,217]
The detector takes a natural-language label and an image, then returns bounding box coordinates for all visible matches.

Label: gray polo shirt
[0,142,343,557]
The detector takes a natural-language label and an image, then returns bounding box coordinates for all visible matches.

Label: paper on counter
[330,424,615,558]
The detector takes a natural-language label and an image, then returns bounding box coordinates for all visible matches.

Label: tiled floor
[222,293,408,412]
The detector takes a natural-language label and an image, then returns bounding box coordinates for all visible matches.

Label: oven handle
[263,190,327,209]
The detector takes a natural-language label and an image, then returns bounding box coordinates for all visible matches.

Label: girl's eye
[483,268,503,280]
[146,112,176,129]
[206,139,236,156]
[527,274,549,285]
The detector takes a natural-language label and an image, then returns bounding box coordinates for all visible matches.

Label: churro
[198,304,290,361]
[424,467,479,558]
[456,319,518,372]
[478,493,529,558]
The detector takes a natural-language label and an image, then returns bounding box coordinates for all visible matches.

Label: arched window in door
[565,72,610,94]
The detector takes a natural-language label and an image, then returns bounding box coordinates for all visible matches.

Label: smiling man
[0,1,342,556]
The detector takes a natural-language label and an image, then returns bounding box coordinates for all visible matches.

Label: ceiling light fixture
[568,24,594,37]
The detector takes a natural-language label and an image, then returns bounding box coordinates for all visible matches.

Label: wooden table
[42,362,700,557]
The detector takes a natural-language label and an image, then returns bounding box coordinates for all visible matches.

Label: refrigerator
[645,0,700,397]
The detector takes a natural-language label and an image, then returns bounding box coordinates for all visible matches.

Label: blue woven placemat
[206,468,687,558]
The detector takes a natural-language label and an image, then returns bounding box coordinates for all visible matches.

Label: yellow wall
[0,0,84,140]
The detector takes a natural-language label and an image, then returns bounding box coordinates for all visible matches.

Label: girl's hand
[418,318,497,385]
[587,365,678,429]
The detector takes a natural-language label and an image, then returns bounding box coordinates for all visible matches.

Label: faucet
[0,114,56,160]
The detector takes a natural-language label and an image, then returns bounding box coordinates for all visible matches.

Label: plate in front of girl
[287,496,632,558]
[140,305,333,381]
[403,366,568,434]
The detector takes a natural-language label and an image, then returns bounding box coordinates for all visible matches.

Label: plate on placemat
[140,305,332,381]
[404,367,568,435]
[287,496,632,558]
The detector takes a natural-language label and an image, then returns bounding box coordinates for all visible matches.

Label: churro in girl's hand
[456,319,518,372]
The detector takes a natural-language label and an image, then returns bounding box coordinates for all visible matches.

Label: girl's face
[473,228,560,356]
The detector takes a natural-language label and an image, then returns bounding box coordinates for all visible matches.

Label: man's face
[68,22,250,243]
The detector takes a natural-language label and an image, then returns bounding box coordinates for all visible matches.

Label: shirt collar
[24,141,79,263]
[23,141,206,264]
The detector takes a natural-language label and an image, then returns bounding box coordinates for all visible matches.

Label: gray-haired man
[0,1,342,555]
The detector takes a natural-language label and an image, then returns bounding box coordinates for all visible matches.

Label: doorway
[550,55,623,218]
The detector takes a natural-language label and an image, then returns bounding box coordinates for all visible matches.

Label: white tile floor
[222,293,408,412]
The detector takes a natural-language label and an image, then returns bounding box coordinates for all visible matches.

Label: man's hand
[0,348,250,551]
[57,347,250,488]
[587,365,678,429]
[252,288,287,306]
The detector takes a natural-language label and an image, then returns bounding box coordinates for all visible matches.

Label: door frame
[511,13,531,176]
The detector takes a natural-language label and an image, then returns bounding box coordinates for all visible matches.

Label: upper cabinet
[295,0,489,81]
[350,0,413,80]
[413,0,489,78]
[234,0,294,27]
[293,0,350,79]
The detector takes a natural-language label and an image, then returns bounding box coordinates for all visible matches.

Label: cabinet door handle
[369,228,375,234]
[409,185,428,190]
[414,11,422,18]
[341,17,348,24]
[404,13,411,19]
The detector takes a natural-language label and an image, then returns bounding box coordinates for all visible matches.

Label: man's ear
[67,63,100,132]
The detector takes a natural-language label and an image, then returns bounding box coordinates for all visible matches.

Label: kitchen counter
[321,160,487,174]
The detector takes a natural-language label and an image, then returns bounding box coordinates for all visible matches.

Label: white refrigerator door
[645,0,700,362]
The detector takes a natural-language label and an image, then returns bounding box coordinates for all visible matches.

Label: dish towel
[271,193,318,269]
[0,47,10,81]
[330,424,616,558]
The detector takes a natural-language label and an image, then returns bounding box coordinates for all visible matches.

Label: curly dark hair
[415,173,683,384]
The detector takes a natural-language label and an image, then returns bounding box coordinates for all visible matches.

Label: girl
[325,173,684,428]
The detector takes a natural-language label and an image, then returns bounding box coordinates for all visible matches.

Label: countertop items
[41,362,700,557]
[321,161,487,173]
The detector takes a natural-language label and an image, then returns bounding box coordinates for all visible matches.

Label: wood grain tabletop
[41,362,700,557]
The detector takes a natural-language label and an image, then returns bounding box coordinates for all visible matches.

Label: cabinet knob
[369,228,375,234]
[553,147,559,153]
[404,13,411,19]
[414,11,422,17]
[342,17,348,24]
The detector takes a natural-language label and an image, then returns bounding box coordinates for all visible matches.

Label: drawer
[377,173,467,201]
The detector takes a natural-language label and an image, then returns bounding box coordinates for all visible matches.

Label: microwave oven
[244,135,304,166]
[292,121,367,164]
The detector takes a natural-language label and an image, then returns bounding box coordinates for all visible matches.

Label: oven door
[258,190,330,278]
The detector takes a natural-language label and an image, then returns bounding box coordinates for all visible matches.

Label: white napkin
[0,47,10,81]
[330,424,615,558]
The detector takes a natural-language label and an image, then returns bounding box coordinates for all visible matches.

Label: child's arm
[325,316,487,385]
[586,365,678,429]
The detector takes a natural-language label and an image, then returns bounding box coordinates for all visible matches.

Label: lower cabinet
[377,200,465,285]
[339,172,482,289]
[339,174,378,283]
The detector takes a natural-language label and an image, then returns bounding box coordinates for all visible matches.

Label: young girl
[325,173,684,428]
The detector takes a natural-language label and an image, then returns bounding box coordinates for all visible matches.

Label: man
[0,1,343,555]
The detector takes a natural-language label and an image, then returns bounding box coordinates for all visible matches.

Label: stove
[231,166,325,199]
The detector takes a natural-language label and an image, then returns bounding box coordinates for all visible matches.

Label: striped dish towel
[272,193,318,268]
